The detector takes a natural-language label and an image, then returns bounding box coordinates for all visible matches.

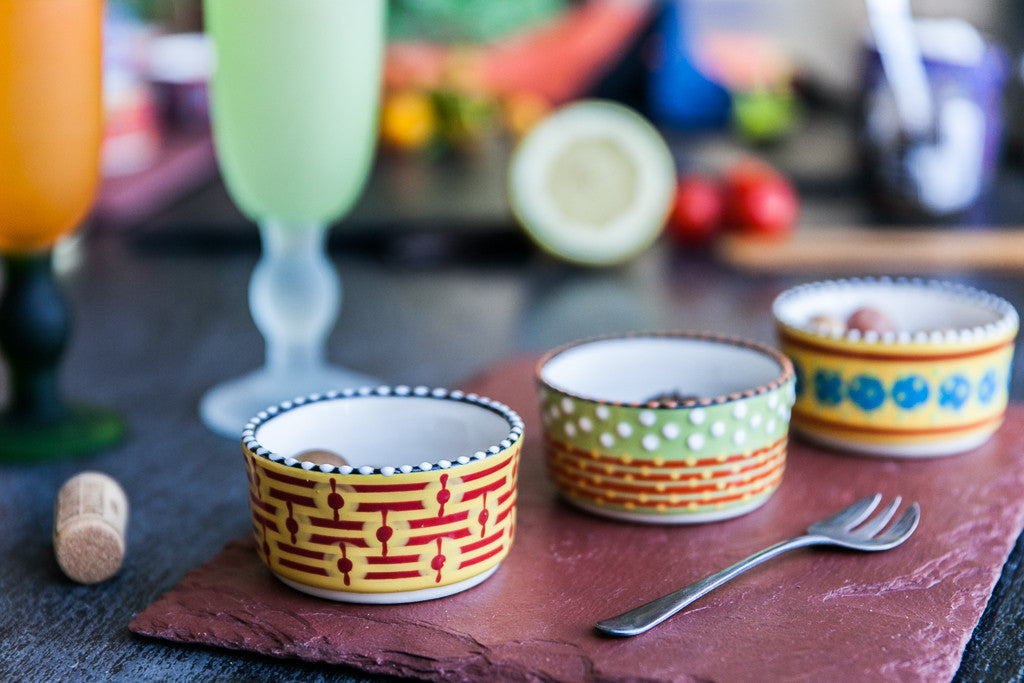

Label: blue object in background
[646,0,731,129]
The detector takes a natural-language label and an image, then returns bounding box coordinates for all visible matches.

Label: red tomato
[666,174,724,246]
[723,159,799,237]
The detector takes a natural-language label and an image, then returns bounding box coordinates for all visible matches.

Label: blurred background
[93,0,1024,257]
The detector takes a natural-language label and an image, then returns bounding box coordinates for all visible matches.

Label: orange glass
[0,0,103,253]
[0,0,122,463]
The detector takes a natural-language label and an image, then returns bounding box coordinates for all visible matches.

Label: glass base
[0,404,125,463]
[199,364,379,439]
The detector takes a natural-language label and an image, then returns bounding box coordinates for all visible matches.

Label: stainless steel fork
[595,493,921,636]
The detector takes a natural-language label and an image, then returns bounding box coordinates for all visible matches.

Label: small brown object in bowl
[807,313,847,336]
[846,306,896,335]
[295,449,350,468]
[645,390,700,407]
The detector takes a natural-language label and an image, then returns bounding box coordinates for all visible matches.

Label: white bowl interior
[774,280,1011,334]
[540,337,785,404]
[254,397,512,468]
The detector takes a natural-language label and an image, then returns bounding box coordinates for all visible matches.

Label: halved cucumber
[508,100,676,266]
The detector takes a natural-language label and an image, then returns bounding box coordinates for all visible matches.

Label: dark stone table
[2,126,1024,680]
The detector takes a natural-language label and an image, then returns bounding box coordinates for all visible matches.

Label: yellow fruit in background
[380,89,437,151]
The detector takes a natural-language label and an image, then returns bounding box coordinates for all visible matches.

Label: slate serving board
[130,355,1024,681]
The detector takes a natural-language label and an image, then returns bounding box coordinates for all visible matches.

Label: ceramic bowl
[241,386,524,604]
[773,277,1018,457]
[536,333,796,524]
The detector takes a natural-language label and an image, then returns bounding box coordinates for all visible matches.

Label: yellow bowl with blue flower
[773,277,1018,457]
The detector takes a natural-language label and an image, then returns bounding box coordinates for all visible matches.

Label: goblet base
[200,364,379,439]
[0,404,125,463]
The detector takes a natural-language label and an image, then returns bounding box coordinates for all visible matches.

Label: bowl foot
[275,564,501,604]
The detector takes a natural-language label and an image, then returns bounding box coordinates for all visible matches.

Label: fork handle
[595,534,822,636]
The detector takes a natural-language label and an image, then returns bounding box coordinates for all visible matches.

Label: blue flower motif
[848,375,886,412]
[978,370,998,404]
[938,375,970,410]
[892,375,929,410]
[814,369,843,406]
[792,359,805,398]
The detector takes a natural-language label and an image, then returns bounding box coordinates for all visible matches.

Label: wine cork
[53,471,128,584]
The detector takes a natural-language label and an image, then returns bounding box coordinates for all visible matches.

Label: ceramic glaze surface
[241,388,523,602]
[254,391,513,470]
[774,278,1019,457]
[540,336,785,403]
[537,334,796,523]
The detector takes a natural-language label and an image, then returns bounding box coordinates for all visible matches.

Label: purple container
[857,19,1008,221]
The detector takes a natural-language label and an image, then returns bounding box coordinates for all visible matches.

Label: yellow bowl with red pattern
[773,277,1018,457]
[241,386,524,603]
[536,333,796,524]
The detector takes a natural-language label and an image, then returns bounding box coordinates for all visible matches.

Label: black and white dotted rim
[535,331,796,409]
[242,385,525,476]
[772,276,1020,344]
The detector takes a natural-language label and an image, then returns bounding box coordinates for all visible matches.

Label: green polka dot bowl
[536,333,796,524]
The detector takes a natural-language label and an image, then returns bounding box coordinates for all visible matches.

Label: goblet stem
[251,218,339,376]
[0,251,123,462]
[0,252,69,421]
[199,218,378,438]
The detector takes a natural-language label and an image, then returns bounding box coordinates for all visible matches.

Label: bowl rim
[772,276,1019,345]
[241,385,524,476]
[534,331,795,408]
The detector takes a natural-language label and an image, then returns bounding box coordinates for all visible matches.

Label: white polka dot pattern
[538,380,796,522]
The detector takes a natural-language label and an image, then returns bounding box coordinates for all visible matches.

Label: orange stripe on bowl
[791,407,1005,437]
[548,443,785,485]
[779,330,1014,362]
[552,463,783,502]
[554,470,783,510]
[550,454,784,498]
[544,433,782,468]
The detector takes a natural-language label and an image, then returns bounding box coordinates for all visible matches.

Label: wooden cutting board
[715,226,1024,273]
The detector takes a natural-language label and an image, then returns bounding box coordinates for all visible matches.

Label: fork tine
[876,502,920,546]
[819,493,881,530]
[854,496,902,537]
